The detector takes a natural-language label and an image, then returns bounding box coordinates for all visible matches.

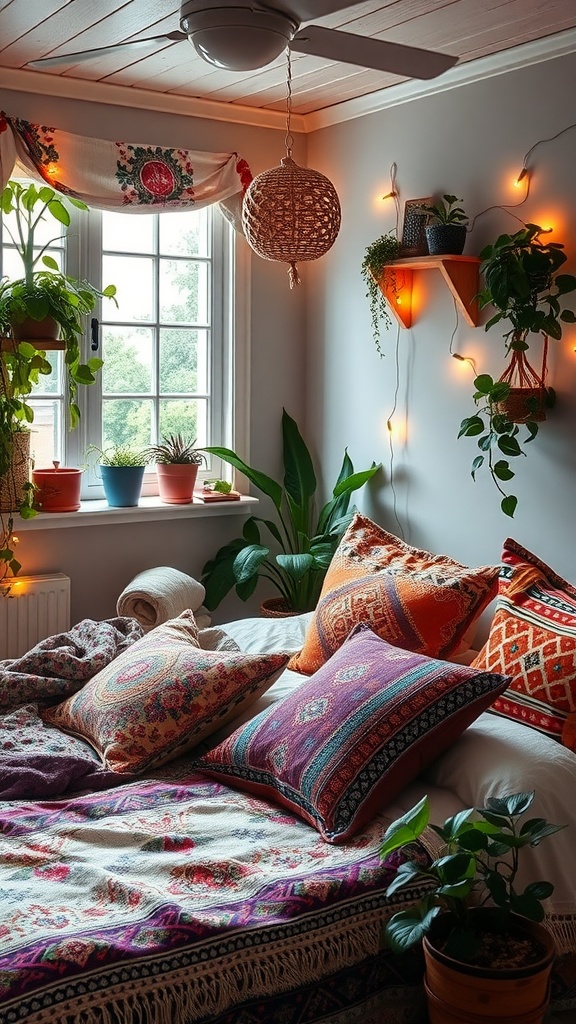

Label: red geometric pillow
[289,513,499,676]
[472,538,576,750]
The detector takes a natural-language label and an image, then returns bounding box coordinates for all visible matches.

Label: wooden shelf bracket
[377,255,481,329]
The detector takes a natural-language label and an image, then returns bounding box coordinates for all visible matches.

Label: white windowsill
[12,495,259,531]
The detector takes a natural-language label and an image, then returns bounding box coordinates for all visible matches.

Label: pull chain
[284,48,294,159]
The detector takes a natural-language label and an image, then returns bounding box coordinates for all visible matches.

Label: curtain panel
[0,112,252,228]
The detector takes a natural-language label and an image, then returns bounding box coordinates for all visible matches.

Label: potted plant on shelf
[361,231,401,356]
[379,791,563,1024]
[87,444,147,508]
[458,223,576,518]
[200,408,381,615]
[417,194,469,255]
[144,432,206,505]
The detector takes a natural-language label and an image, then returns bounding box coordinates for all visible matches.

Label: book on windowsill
[194,487,241,502]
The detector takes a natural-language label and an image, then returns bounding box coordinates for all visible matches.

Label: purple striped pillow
[196,623,509,843]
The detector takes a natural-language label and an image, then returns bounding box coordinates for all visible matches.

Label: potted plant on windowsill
[458,223,576,517]
[144,433,206,505]
[417,194,469,255]
[379,790,563,1024]
[200,408,381,615]
[87,444,147,508]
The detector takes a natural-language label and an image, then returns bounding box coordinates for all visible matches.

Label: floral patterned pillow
[196,623,509,843]
[42,611,288,774]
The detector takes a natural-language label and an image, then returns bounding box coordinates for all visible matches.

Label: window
[1,194,238,501]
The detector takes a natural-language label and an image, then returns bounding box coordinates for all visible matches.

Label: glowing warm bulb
[381,189,398,201]
[396,296,402,305]
[514,166,528,188]
[12,535,19,544]
[46,163,58,177]
[386,419,393,433]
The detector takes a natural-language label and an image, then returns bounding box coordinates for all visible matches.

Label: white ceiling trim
[0,66,307,133]
[305,26,576,131]
[1,25,575,136]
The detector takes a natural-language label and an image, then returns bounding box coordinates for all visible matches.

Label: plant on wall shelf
[459,223,576,518]
[417,194,469,226]
[360,231,401,356]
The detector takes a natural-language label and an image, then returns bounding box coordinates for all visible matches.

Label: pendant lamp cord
[284,48,294,159]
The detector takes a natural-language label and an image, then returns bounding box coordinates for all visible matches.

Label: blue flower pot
[100,465,145,507]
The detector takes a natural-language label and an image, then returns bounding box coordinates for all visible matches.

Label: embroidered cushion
[42,611,288,774]
[196,623,509,843]
[288,513,499,675]
[472,538,576,750]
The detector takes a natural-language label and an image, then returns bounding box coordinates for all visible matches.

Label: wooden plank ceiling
[0,0,575,117]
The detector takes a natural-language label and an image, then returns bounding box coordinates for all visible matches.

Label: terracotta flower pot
[423,910,555,1024]
[32,464,83,512]
[156,463,199,504]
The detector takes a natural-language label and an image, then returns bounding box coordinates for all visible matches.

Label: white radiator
[0,573,71,660]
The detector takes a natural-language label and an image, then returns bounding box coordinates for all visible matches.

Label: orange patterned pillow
[289,514,499,675]
[472,538,576,749]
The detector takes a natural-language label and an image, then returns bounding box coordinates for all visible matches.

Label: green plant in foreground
[200,408,381,613]
[361,231,401,355]
[379,791,563,962]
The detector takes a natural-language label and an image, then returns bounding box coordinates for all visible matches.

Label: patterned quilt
[0,762,435,1024]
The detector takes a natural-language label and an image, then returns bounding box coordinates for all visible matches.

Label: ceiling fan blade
[26,32,187,69]
[291,25,457,80]
[275,0,365,21]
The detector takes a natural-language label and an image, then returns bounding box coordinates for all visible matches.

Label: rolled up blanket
[116,567,209,632]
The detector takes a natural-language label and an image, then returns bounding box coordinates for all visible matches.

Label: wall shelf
[1,337,65,352]
[377,255,481,329]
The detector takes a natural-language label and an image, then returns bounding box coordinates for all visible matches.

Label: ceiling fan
[27,0,458,80]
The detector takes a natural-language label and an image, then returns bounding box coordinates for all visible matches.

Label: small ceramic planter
[156,463,199,504]
[425,223,467,256]
[100,465,145,507]
[32,462,82,512]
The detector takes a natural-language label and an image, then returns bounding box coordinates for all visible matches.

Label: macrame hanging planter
[242,52,341,288]
[495,333,549,423]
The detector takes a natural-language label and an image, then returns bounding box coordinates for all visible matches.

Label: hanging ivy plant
[361,232,400,356]
[459,223,576,518]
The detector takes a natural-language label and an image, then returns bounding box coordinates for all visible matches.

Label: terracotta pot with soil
[423,909,555,1024]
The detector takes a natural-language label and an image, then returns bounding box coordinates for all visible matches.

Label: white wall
[305,51,576,640]
[1,89,308,623]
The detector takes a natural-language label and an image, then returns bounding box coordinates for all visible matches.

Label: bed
[2,519,576,1024]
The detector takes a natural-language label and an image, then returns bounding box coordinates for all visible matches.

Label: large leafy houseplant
[459,223,576,518]
[379,791,563,1022]
[201,409,381,613]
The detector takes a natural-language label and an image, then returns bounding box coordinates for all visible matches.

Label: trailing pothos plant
[361,231,401,356]
[200,408,381,614]
[459,223,576,517]
[0,341,49,587]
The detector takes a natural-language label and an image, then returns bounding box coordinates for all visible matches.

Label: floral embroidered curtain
[0,112,252,229]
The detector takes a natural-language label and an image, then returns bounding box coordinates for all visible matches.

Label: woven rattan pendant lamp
[242,51,341,288]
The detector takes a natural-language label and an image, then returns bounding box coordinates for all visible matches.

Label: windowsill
[12,494,258,531]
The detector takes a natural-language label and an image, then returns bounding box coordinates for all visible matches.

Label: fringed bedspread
[0,763,438,1024]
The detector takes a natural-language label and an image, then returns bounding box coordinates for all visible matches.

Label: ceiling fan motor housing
[179,4,297,70]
